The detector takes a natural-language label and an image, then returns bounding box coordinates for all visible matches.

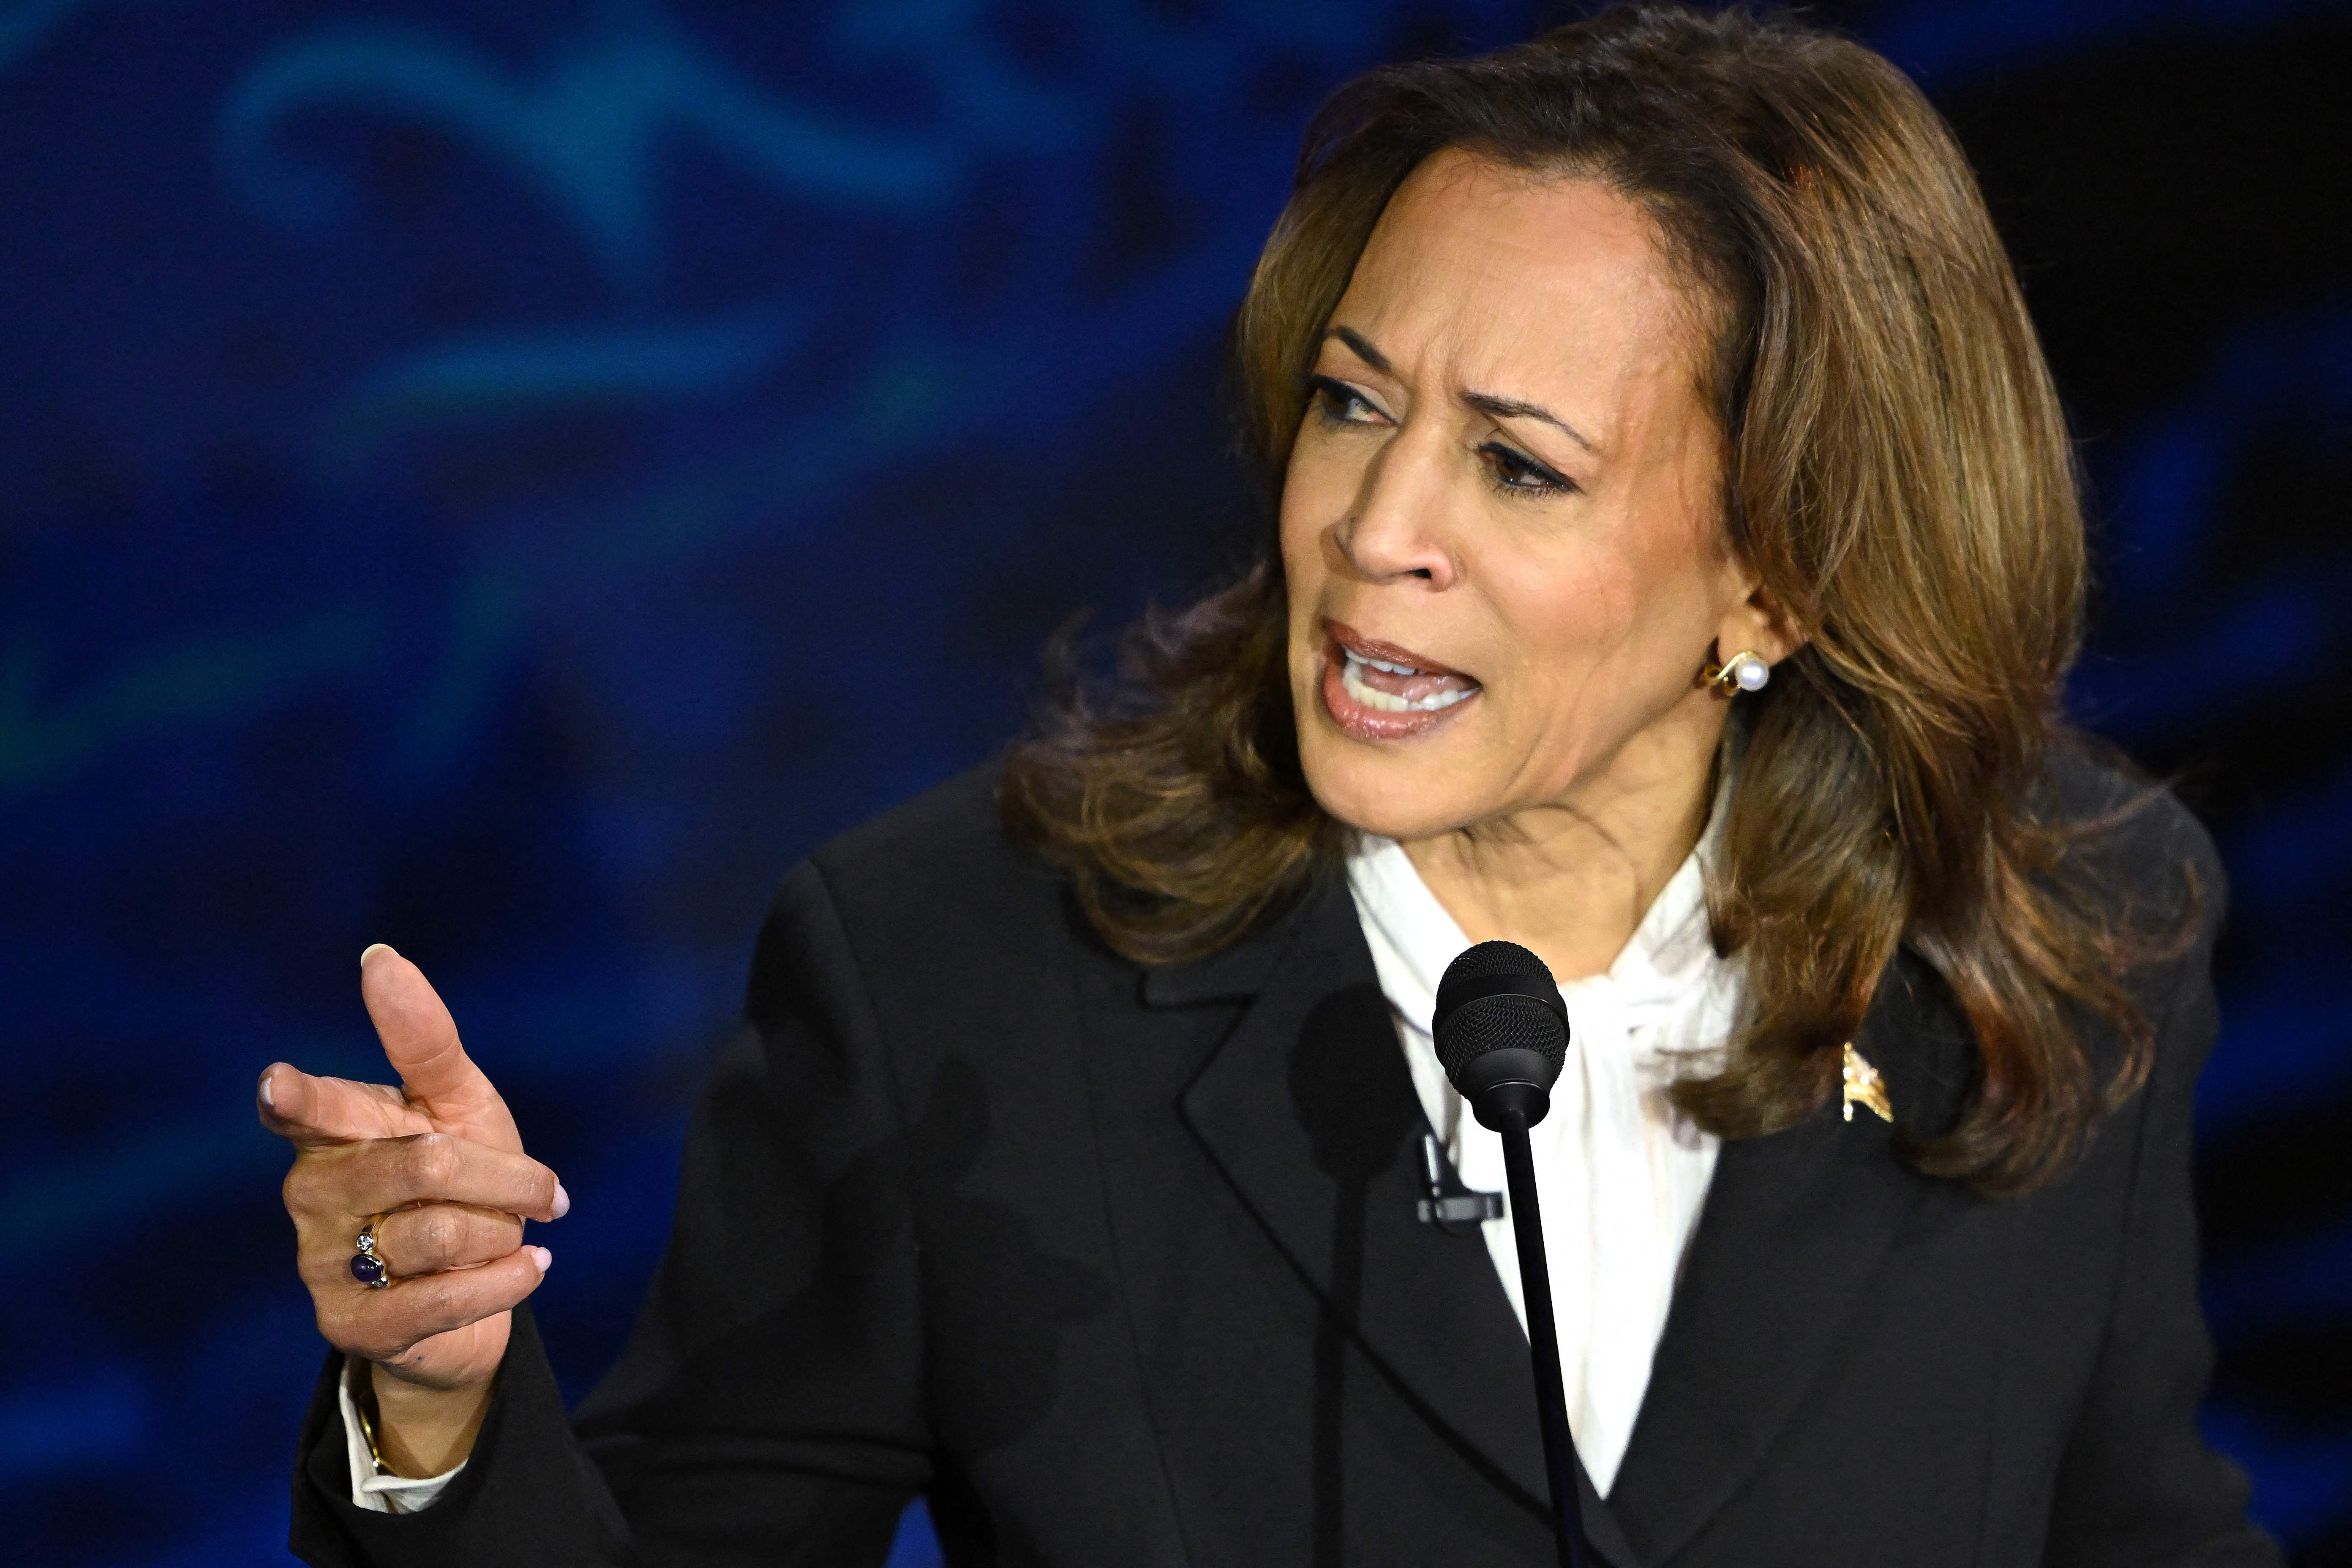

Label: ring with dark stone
[350,1223,390,1289]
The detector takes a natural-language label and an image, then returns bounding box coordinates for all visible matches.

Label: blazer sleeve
[2042,833,2280,1567]
[289,859,934,1565]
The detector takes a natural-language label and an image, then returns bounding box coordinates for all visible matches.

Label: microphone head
[1434,940,1570,1108]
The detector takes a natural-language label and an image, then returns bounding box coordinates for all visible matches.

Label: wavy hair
[1002,3,2188,1195]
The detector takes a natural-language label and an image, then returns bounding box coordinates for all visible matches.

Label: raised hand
[261,944,566,1474]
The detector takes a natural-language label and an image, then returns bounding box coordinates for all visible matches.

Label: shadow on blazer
[289,754,2280,1567]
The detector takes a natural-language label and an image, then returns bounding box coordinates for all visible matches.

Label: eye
[1477,440,1577,498]
[1306,375,1388,427]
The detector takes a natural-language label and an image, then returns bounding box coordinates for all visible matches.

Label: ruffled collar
[1346,776,1731,1049]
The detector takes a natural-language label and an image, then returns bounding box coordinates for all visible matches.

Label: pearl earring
[1703,649,1770,695]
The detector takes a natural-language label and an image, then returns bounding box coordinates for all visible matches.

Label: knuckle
[281,1165,321,1219]
[413,1207,461,1265]
[406,1134,460,1192]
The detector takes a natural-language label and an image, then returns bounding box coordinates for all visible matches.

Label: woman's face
[1282,149,1780,844]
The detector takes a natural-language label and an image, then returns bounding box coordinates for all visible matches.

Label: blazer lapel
[1159,875,1643,1568]
[1605,955,1975,1564]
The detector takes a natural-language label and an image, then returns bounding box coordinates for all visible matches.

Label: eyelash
[1307,375,1383,427]
[1476,440,1576,498]
[1304,375,1578,499]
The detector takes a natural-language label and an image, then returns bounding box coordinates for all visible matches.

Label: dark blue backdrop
[4,3,2348,1563]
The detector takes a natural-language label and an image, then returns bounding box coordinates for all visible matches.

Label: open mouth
[1337,646,1480,712]
[1322,622,1482,735]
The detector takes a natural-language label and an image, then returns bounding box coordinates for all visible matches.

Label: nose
[1332,430,1457,588]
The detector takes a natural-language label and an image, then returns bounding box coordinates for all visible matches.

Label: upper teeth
[1340,649,1476,713]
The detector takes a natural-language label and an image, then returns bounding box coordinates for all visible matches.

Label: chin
[1295,723,1477,844]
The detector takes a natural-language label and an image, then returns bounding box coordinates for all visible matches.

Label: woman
[261,6,2277,1563]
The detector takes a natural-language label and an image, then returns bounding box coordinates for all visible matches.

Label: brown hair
[1002,3,2185,1195]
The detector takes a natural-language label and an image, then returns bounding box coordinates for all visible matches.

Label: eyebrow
[1323,326,1597,454]
[1463,391,1596,454]
[1329,326,1394,376]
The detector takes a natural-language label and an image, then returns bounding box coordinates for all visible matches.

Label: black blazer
[290,759,2279,1567]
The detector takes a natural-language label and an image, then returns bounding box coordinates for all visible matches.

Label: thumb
[359,944,520,1150]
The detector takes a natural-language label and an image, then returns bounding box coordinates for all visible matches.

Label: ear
[1712,578,1806,669]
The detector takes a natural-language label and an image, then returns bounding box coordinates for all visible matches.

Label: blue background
[3,1,2348,1563]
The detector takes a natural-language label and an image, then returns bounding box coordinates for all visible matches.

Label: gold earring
[1702,649,1771,696]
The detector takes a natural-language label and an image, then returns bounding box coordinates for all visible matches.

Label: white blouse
[1344,806,1742,1497]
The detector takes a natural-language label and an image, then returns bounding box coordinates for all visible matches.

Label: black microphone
[1434,940,1588,1568]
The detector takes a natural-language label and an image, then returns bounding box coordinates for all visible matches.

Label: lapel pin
[1842,1042,1893,1124]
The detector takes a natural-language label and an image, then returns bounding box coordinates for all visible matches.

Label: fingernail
[529,1246,553,1273]
[360,942,396,969]
[257,1068,275,1109]
[551,1184,571,1219]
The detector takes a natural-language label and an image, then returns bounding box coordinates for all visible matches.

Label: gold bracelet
[353,1369,390,1474]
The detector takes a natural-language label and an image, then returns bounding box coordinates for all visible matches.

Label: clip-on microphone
[1434,939,1589,1568]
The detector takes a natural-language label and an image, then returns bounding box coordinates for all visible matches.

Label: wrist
[365,1361,494,1477]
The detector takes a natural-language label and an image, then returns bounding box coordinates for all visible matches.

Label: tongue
[1355,658,1477,702]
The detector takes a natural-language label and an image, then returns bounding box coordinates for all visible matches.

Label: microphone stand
[1486,1085,1589,1568]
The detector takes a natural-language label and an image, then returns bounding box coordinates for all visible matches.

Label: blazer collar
[1605,953,1977,1564]
[1140,906,1306,1006]
[1154,879,1976,1568]
[1160,873,1644,1568]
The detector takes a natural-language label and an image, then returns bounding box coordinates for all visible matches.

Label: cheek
[1481,546,1646,684]
[1276,505,1317,646]
[1469,524,1722,787]
[1276,491,1316,588]
[1278,441,1341,556]
[1276,449,1348,627]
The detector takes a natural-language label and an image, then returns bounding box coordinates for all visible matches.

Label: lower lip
[1318,651,1480,742]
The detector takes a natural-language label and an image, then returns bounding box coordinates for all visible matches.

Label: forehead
[1333,148,1704,403]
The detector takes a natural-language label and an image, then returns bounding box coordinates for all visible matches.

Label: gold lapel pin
[1842,1042,1893,1124]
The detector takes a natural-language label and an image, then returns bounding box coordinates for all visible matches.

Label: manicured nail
[529,1246,552,1273]
[360,942,395,969]
[258,1069,276,1110]
[551,1184,571,1219]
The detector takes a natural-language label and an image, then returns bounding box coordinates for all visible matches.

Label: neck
[1400,717,1723,983]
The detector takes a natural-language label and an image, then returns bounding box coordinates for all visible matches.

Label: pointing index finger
[258,1063,427,1148]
